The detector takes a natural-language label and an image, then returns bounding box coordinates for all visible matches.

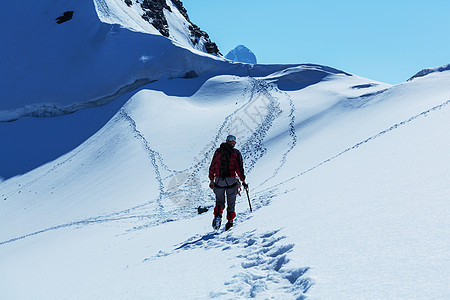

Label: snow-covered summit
[0,0,222,122]
[226,45,257,64]
[408,63,450,80]
[96,0,220,55]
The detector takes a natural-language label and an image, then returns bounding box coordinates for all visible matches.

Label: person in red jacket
[209,135,248,230]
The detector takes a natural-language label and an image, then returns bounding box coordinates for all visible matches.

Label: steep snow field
[0,0,293,179]
[1,65,449,298]
[1,0,450,298]
[0,0,222,121]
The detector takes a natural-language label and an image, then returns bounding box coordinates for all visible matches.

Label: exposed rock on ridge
[141,0,171,37]
[137,0,220,55]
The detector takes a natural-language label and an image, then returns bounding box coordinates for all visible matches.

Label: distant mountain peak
[225,45,257,64]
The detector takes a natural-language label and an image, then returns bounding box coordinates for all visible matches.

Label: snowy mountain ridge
[0,0,222,122]
[1,1,450,299]
[94,0,220,54]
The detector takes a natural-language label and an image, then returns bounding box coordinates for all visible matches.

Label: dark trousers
[214,177,237,221]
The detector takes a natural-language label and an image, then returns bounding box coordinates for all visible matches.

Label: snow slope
[0,63,332,179]
[1,59,449,298]
[0,0,298,179]
[94,0,218,54]
[0,0,222,121]
[2,0,450,298]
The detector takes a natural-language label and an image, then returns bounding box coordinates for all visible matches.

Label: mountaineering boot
[212,215,222,230]
[225,221,233,231]
[225,212,236,231]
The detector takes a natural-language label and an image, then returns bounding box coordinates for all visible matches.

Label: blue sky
[183,0,450,84]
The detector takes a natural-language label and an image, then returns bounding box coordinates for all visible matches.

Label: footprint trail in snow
[147,229,313,299]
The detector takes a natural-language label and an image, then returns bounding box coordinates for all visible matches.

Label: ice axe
[244,185,252,212]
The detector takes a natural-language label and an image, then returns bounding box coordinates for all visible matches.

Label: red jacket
[209,142,245,182]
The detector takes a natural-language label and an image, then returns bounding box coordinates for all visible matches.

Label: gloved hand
[209,180,215,190]
[243,182,249,190]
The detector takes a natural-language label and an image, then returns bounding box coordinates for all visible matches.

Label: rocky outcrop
[141,0,171,37]
[171,0,190,21]
[188,24,220,55]
[136,0,220,55]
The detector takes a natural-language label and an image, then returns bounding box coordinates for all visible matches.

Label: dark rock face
[56,11,74,24]
[141,0,171,37]
[188,23,220,55]
[172,0,190,21]
[205,42,220,55]
[128,0,220,55]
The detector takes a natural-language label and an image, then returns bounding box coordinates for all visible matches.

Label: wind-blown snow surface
[1,61,450,298]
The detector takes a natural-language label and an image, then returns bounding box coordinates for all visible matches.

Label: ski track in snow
[145,229,312,299]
